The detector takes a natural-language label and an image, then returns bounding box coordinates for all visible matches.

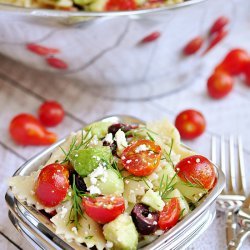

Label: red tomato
[203,29,228,55]
[9,114,57,146]
[39,101,65,127]
[175,110,206,140]
[243,60,250,87]
[46,57,68,70]
[209,16,229,36]
[183,36,204,56]
[207,71,233,99]
[175,155,216,190]
[106,0,136,11]
[121,140,162,176]
[158,198,181,230]
[215,49,249,75]
[26,43,60,56]
[35,164,69,207]
[140,32,161,44]
[82,196,125,224]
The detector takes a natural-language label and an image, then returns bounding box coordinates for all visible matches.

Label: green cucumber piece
[85,121,112,139]
[141,189,165,211]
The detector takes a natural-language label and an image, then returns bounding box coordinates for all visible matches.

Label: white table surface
[1,0,250,249]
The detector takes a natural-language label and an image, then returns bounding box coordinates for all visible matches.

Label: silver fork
[212,135,247,248]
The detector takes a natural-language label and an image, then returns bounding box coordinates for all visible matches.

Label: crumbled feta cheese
[147,213,153,219]
[196,158,201,163]
[125,180,130,184]
[154,230,164,235]
[88,185,101,195]
[121,156,125,160]
[91,135,99,145]
[153,221,157,225]
[126,160,132,164]
[105,241,113,249]
[115,129,128,156]
[104,133,113,144]
[135,144,149,153]
[68,191,72,197]
[60,206,68,219]
[71,227,78,234]
[88,164,108,186]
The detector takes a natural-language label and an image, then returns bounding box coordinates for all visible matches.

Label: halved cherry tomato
[82,196,125,224]
[183,36,204,56]
[175,109,206,140]
[175,155,216,190]
[207,71,234,99]
[39,101,65,127]
[106,0,136,11]
[140,31,161,44]
[46,57,68,70]
[215,49,249,75]
[9,114,57,146]
[209,16,229,36]
[35,164,69,207]
[158,198,181,230]
[121,140,162,176]
[243,60,250,87]
[26,43,60,56]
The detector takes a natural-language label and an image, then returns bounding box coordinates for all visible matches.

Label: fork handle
[228,229,250,250]
[226,211,237,246]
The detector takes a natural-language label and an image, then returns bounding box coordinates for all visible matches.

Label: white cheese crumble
[115,129,128,156]
[88,185,101,195]
[147,213,153,219]
[154,230,164,235]
[104,133,113,144]
[196,158,201,163]
[105,241,114,249]
[126,160,132,164]
[71,227,78,235]
[60,206,68,219]
[153,221,157,225]
[135,144,149,153]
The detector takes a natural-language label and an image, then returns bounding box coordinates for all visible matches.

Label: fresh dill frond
[146,132,155,142]
[163,138,174,167]
[159,173,177,200]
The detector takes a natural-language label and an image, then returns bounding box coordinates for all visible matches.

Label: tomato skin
[207,71,234,99]
[82,196,125,224]
[209,16,229,36]
[175,155,216,190]
[243,61,250,87]
[106,0,136,11]
[35,164,69,207]
[215,49,249,75]
[121,139,162,176]
[26,43,60,56]
[175,110,206,140]
[46,57,68,70]
[9,114,57,146]
[183,36,204,56]
[140,32,161,44]
[39,101,65,127]
[158,198,181,230]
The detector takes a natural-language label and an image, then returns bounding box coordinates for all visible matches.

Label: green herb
[179,208,186,220]
[181,173,207,191]
[109,155,123,179]
[146,132,155,142]
[85,236,93,240]
[158,173,177,200]
[162,138,174,167]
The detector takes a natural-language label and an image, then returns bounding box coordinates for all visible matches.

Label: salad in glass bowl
[8,118,217,250]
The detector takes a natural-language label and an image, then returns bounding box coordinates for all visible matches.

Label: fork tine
[238,136,247,195]
[229,135,237,193]
[211,136,217,164]
[220,136,227,193]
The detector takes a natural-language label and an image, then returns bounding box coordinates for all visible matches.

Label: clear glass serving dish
[5,115,225,250]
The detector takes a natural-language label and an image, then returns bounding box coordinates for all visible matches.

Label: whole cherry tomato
[9,114,57,146]
[121,139,162,176]
[140,32,161,44]
[175,109,206,140]
[215,49,249,75]
[175,155,216,190]
[243,61,250,87]
[207,71,234,99]
[183,36,204,56]
[209,16,229,36]
[35,164,69,207]
[39,101,65,127]
[106,0,136,11]
[82,196,125,224]
[158,198,181,230]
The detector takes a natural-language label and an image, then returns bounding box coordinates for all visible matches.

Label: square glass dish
[5,115,225,250]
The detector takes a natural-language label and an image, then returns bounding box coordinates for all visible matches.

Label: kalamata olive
[108,123,133,136]
[103,140,117,155]
[69,173,87,192]
[131,203,159,235]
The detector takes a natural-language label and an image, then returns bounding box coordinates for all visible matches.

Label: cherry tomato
[140,32,161,44]
[243,61,250,87]
[82,196,125,224]
[207,71,233,99]
[183,36,204,56]
[46,57,68,70]
[39,101,65,127]
[203,29,228,55]
[209,16,229,36]
[215,49,249,75]
[158,198,181,230]
[175,110,206,140]
[26,43,60,56]
[175,155,216,190]
[35,164,69,207]
[9,114,57,146]
[106,0,136,11]
[121,140,162,176]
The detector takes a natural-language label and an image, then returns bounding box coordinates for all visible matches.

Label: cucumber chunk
[141,189,165,212]
[85,121,112,139]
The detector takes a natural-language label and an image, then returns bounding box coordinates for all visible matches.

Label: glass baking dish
[5,115,225,250]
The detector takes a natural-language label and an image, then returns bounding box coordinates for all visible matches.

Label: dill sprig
[158,173,177,200]
[161,138,174,167]
[181,173,207,191]
[179,208,186,220]
[68,175,97,228]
